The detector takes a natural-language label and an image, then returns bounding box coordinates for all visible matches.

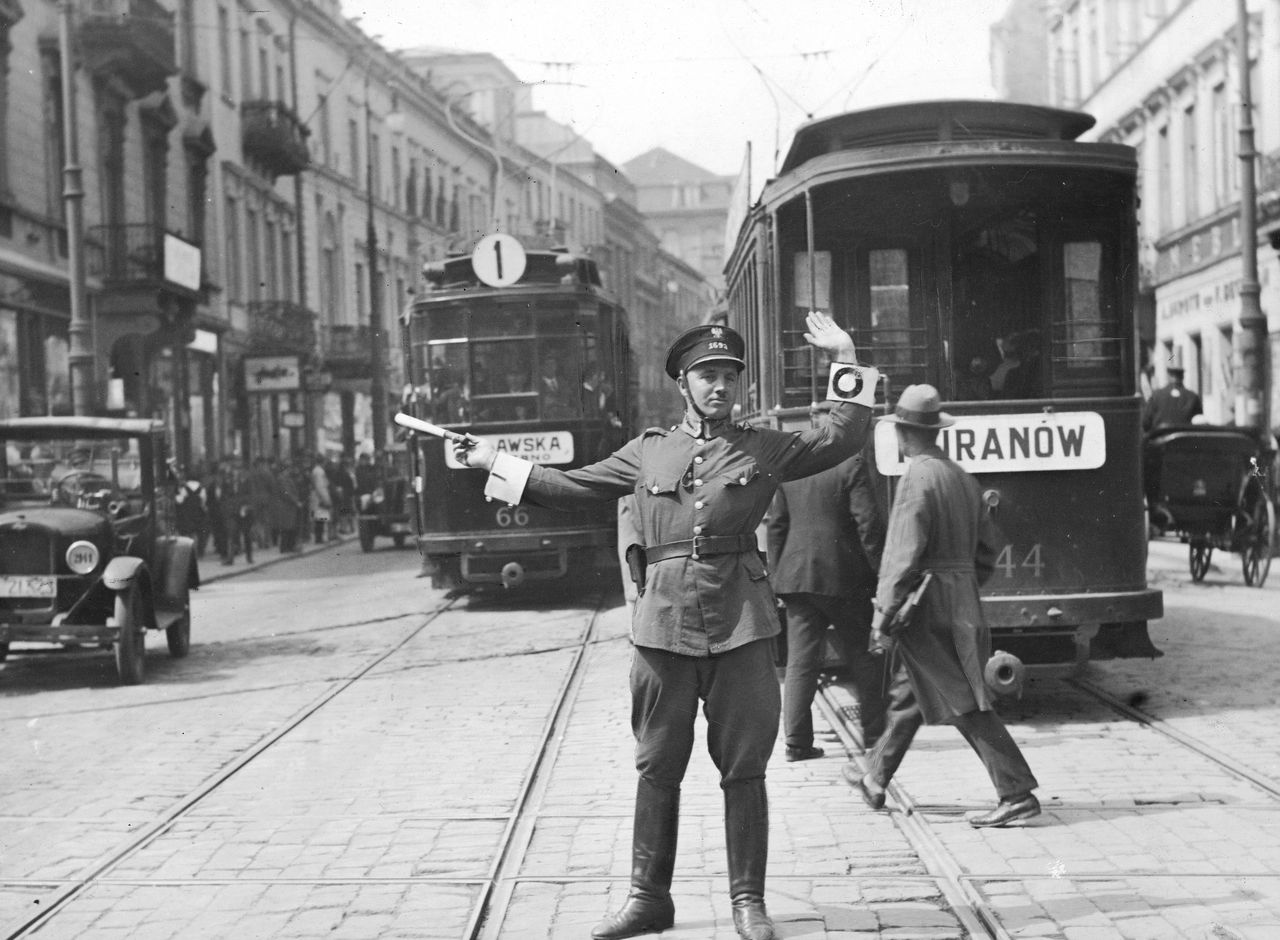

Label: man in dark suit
[767,445,887,760]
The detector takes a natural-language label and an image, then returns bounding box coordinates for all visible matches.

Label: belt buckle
[691,534,704,560]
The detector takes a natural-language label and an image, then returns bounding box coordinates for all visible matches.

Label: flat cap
[664,324,746,379]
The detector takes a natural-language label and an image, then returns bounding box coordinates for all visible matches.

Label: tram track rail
[817,665,1280,940]
[3,597,467,940]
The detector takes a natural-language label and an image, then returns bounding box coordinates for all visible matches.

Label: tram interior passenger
[950,217,1044,401]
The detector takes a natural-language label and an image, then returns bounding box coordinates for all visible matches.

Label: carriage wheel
[1242,490,1275,588]
[1189,541,1212,582]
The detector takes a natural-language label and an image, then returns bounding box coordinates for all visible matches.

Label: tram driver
[450,313,878,940]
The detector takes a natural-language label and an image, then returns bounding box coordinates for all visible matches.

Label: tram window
[1051,238,1122,395]
[426,308,467,340]
[472,306,531,337]
[425,343,470,425]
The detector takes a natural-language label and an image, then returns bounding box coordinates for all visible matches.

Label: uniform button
[693,525,703,534]
[694,478,703,487]
[695,500,704,510]
[694,455,704,464]
[739,476,748,485]
[696,438,705,445]
[651,485,660,494]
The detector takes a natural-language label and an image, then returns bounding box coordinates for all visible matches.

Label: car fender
[155,535,200,601]
[103,555,145,591]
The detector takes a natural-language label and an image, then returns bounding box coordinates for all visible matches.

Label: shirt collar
[679,412,734,440]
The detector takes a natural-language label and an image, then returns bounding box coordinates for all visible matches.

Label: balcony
[79,0,176,100]
[241,100,310,178]
[247,301,318,357]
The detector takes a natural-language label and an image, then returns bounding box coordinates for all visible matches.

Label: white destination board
[874,411,1106,476]
[444,430,575,468]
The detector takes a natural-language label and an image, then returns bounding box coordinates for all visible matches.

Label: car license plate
[0,575,57,598]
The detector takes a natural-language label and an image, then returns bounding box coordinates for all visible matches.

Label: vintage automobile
[0,417,200,684]
[356,447,415,552]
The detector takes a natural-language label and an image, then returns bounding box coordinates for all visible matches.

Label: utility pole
[1235,0,1267,430]
[365,72,387,453]
[60,1,94,415]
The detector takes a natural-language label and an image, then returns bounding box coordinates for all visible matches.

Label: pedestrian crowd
[171,452,360,566]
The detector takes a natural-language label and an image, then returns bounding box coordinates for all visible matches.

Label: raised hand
[802,311,857,362]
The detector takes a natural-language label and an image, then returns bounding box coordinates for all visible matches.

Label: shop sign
[163,233,202,292]
[245,356,300,392]
[281,412,306,428]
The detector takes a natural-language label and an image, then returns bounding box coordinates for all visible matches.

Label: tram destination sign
[873,412,1106,476]
[444,430,575,468]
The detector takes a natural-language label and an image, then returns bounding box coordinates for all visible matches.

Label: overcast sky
[339,0,1013,188]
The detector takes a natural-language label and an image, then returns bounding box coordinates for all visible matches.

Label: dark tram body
[725,100,1163,673]
[402,244,633,591]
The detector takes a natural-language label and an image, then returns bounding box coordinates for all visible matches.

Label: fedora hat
[879,384,955,429]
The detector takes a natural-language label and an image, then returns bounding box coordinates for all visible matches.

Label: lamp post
[1235,0,1267,430]
[60,1,94,415]
[365,71,387,453]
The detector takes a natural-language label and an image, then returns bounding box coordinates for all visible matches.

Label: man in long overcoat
[450,314,878,940]
[842,384,1040,829]
[767,445,887,757]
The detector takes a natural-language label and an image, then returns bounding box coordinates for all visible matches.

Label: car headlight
[66,540,100,575]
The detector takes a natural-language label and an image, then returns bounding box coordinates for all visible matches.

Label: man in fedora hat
[842,384,1041,829]
[451,312,878,940]
[1142,353,1202,434]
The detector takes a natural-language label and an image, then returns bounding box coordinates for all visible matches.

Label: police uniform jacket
[1142,383,1203,433]
[510,404,873,656]
[766,449,884,598]
[876,445,999,723]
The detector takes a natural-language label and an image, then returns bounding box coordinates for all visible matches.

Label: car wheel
[358,522,375,552]
[113,585,146,685]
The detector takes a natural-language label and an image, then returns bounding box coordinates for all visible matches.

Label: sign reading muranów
[874,412,1106,476]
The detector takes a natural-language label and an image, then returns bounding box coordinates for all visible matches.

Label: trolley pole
[60,1,94,415]
[1235,0,1268,431]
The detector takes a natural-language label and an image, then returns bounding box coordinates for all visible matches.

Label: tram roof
[780,100,1097,174]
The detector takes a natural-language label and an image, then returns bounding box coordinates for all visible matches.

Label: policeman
[453,313,878,940]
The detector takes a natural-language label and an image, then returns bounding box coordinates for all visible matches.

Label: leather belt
[644,533,758,564]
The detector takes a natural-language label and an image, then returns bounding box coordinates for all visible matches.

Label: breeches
[631,639,780,790]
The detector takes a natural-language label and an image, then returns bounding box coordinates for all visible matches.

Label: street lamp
[59,1,93,414]
[364,67,400,453]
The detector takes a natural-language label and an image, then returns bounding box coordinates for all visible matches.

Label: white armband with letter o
[826,362,880,407]
[484,452,533,506]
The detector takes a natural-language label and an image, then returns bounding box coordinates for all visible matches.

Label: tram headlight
[982,488,1001,511]
[66,540,100,575]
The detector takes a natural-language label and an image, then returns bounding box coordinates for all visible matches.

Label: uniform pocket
[721,462,761,488]
[638,477,680,497]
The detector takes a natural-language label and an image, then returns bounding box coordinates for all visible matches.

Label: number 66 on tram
[724,100,1163,674]
[400,236,633,593]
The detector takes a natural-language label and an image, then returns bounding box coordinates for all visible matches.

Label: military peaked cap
[664,324,746,379]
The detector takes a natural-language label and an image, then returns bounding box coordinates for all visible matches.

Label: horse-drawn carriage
[1145,425,1276,586]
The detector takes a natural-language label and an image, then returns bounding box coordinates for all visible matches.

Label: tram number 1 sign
[472,233,527,287]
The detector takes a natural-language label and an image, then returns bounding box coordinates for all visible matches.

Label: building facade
[621,147,734,294]
[1,2,697,466]
[1032,0,1279,428]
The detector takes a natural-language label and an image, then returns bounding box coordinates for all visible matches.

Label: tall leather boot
[592,777,679,939]
[725,779,776,940]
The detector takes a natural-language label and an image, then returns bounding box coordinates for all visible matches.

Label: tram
[725,100,1163,673]
[401,236,633,592]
